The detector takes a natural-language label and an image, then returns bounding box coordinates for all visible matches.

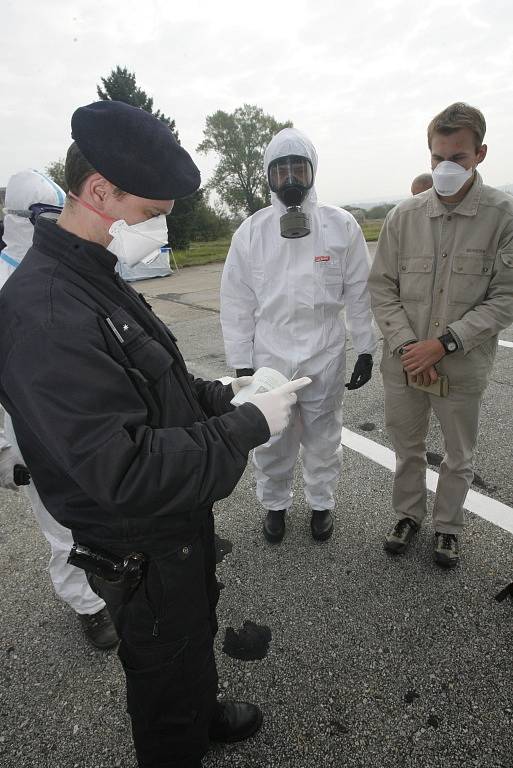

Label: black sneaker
[79,607,119,650]
[263,510,286,543]
[383,517,419,554]
[434,532,460,568]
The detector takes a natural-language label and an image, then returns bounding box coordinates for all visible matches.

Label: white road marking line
[341,427,513,535]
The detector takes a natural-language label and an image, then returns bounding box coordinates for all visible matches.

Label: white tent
[117,246,175,282]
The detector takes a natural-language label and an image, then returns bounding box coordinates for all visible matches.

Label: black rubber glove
[236,368,255,377]
[345,354,373,390]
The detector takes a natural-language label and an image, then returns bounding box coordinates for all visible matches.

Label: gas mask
[69,193,169,267]
[268,155,314,238]
[432,160,474,197]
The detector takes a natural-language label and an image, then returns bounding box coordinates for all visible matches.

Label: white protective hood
[1,169,65,271]
[263,127,318,213]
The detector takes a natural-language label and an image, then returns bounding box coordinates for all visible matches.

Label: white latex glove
[231,376,254,395]
[216,376,236,386]
[215,375,254,395]
[0,445,20,492]
[245,377,312,436]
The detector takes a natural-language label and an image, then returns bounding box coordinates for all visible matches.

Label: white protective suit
[220,129,377,511]
[1,169,104,615]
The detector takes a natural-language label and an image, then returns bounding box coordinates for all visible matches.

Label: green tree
[97,65,204,249]
[197,104,292,216]
[97,66,178,137]
[167,190,231,248]
[366,203,396,219]
[191,195,232,242]
[45,159,68,192]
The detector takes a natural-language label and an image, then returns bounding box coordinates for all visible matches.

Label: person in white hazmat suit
[0,170,118,649]
[220,129,377,543]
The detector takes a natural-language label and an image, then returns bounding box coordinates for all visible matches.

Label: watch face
[447,341,457,352]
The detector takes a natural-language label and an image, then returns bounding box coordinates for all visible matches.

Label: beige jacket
[368,173,513,391]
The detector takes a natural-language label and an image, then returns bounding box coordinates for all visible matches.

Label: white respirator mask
[68,193,170,267]
[432,160,473,197]
[107,215,169,267]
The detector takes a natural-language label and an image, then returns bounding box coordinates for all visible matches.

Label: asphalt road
[1,250,512,768]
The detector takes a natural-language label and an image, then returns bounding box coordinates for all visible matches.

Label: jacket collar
[426,171,483,218]
[32,217,118,275]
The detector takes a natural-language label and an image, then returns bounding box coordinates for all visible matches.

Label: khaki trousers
[382,364,482,535]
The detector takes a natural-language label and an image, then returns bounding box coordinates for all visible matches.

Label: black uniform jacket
[0,219,269,545]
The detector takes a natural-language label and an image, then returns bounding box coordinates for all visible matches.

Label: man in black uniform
[0,101,310,767]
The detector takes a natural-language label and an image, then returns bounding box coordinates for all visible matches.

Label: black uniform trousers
[87,511,220,768]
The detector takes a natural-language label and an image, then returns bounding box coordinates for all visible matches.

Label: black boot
[263,509,286,543]
[310,509,334,541]
[210,701,263,743]
[78,606,118,650]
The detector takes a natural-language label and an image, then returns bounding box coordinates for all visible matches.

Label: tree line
[46,66,391,250]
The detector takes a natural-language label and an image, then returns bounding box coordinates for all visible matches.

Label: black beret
[71,100,201,200]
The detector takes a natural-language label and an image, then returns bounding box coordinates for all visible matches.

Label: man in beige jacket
[368,102,513,568]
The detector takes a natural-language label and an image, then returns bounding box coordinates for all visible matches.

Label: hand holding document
[231,367,305,405]
[231,367,312,436]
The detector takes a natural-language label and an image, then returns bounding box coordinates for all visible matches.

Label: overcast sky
[2,0,513,205]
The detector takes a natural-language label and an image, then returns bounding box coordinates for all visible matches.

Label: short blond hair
[427,102,486,150]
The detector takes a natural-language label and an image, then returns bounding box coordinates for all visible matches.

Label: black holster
[68,542,145,585]
[68,543,147,632]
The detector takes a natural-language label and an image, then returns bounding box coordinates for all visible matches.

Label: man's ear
[84,174,111,208]
[476,144,487,165]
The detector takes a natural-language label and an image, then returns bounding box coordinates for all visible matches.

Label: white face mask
[107,215,169,267]
[432,160,473,197]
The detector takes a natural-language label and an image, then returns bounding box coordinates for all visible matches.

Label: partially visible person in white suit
[0,169,117,649]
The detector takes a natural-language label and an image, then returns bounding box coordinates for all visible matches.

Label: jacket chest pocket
[398,256,434,301]
[105,308,174,426]
[448,253,494,305]
[314,258,343,302]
